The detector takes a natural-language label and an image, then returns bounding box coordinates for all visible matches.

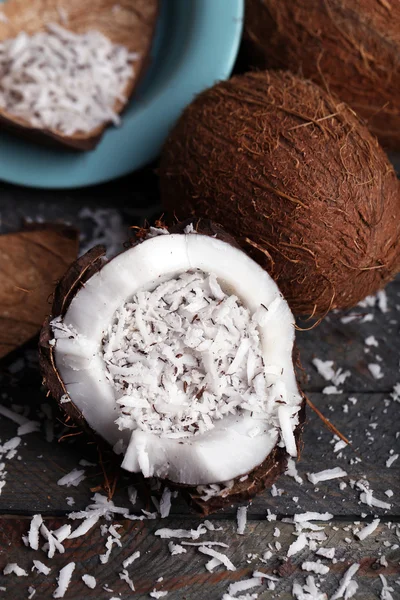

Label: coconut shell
[159,71,400,316]
[0,0,159,151]
[39,218,306,514]
[243,0,400,150]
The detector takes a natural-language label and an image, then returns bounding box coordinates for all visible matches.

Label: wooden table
[0,171,399,599]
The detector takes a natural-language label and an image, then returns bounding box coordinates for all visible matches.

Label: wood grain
[0,518,398,599]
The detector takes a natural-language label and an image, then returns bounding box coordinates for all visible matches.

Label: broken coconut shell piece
[39,220,305,513]
[0,0,159,150]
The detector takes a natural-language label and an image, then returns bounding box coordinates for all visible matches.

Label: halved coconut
[40,220,305,513]
[0,0,159,150]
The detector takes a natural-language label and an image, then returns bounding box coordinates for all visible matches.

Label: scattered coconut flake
[119,569,135,591]
[28,586,36,599]
[331,563,360,600]
[312,359,335,381]
[359,491,391,510]
[168,542,186,555]
[150,591,168,599]
[365,336,378,347]
[294,512,333,523]
[53,562,75,598]
[79,459,96,467]
[278,405,297,457]
[323,385,342,395]
[155,525,207,540]
[65,497,75,506]
[302,561,330,575]
[386,454,399,468]
[287,533,308,557]
[293,575,327,600]
[237,506,247,535]
[316,547,335,559]
[0,25,138,135]
[17,420,40,436]
[3,563,28,576]
[82,574,96,589]
[198,546,236,571]
[32,560,51,576]
[377,290,389,313]
[160,488,172,518]
[385,490,394,498]
[227,577,262,596]
[368,364,384,380]
[356,519,380,541]
[127,485,138,506]
[285,457,303,484]
[380,574,395,600]
[122,550,140,568]
[307,467,347,485]
[334,440,347,453]
[27,514,43,550]
[68,514,99,539]
[57,468,86,487]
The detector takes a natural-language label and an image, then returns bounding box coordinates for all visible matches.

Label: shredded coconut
[356,519,380,541]
[302,561,330,575]
[287,533,308,557]
[119,569,135,591]
[237,506,247,535]
[0,24,138,135]
[27,514,43,550]
[122,550,140,568]
[155,525,207,540]
[103,270,278,438]
[160,488,172,518]
[198,546,236,571]
[53,562,75,598]
[3,563,28,576]
[168,542,186,555]
[368,364,384,380]
[316,547,335,559]
[82,574,96,589]
[32,560,51,576]
[57,468,86,487]
[307,468,347,485]
[331,563,360,600]
[294,512,333,523]
[386,454,398,468]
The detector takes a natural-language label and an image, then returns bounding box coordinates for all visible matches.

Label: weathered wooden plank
[0,387,398,518]
[0,517,398,599]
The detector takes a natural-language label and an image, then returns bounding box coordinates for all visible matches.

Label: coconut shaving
[102,269,275,438]
[0,23,137,135]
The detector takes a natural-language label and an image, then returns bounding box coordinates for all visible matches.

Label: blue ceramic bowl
[0,0,244,188]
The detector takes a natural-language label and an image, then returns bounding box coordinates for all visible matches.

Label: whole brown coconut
[160,71,400,316]
[243,0,400,150]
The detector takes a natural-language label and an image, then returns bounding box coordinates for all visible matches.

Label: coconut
[160,71,400,316]
[0,0,159,150]
[243,0,400,150]
[39,219,305,514]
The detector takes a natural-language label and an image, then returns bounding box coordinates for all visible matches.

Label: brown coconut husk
[39,218,306,514]
[159,71,400,317]
[0,223,79,359]
[243,0,400,150]
[0,0,159,151]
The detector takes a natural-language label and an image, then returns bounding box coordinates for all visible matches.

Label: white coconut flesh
[51,229,303,486]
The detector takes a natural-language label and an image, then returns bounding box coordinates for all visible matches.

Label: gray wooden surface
[0,173,399,599]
